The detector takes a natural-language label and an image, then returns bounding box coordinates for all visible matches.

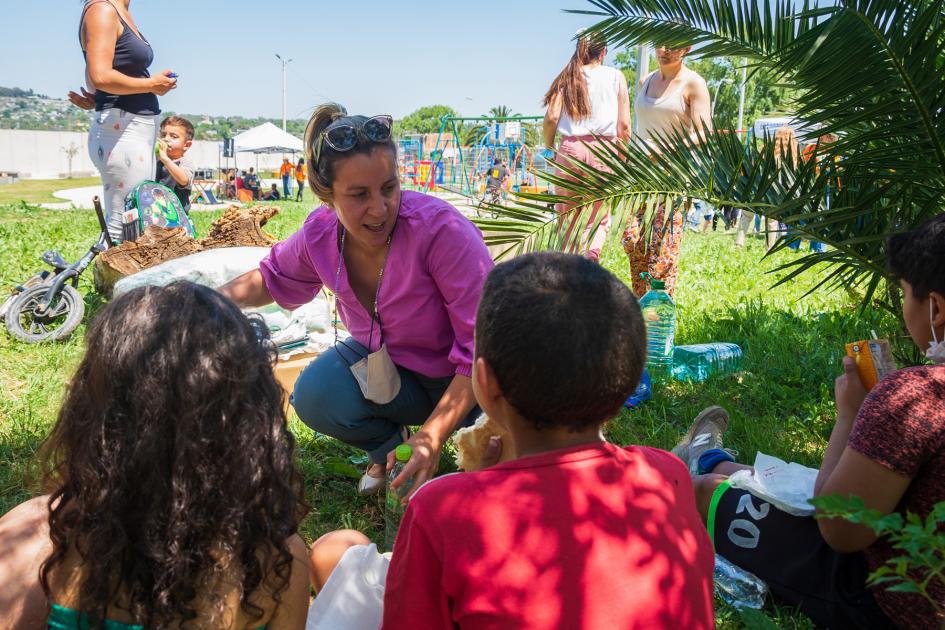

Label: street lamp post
[275,53,292,133]
[737,62,748,133]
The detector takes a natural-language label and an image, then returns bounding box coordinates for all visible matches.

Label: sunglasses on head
[315,115,393,164]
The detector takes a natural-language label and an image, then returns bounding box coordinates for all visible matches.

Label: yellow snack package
[845,339,896,391]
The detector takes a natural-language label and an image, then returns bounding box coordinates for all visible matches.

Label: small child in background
[156,115,196,212]
[307,253,715,630]
[261,183,281,201]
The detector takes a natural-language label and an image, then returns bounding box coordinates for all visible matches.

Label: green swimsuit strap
[48,604,266,630]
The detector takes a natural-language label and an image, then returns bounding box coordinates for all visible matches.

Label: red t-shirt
[381,442,715,630]
[848,365,945,628]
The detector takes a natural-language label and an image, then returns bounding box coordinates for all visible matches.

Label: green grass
[0,201,901,628]
[0,177,102,204]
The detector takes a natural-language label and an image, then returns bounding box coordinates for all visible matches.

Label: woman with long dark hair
[543,32,631,262]
[68,0,177,241]
[0,282,310,629]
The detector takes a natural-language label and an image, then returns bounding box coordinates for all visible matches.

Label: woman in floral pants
[622,205,685,297]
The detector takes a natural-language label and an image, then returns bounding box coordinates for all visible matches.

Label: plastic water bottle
[384,444,414,552]
[671,343,743,382]
[714,554,768,609]
[638,279,676,378]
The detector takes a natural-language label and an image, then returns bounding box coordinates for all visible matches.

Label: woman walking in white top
[543,33,631,262]
[622,42,711,296]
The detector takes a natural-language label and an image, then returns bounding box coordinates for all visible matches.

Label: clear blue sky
[2,0,606,120]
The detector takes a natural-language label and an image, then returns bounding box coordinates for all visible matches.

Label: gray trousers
[291,338,480,464]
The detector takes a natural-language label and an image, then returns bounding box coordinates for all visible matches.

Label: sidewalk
[40,185,103,209]
[40,185,229,212]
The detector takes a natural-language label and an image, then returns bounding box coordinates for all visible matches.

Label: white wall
[0,129,290,179]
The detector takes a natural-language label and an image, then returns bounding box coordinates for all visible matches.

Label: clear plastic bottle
[671,343,743,382]
[638,279,676,378]
[384,444,414,552]
[714,554,768,609]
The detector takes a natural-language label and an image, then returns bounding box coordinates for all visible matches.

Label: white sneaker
[357,463,386,496]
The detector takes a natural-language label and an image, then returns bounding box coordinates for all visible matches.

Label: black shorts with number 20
[707,480,896,629]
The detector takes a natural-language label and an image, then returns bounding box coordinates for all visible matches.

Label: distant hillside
[0,86,307,139]
[0,86,47,98]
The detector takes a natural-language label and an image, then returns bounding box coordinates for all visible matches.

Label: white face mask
[926,300,945,364]
[349,343,401,404]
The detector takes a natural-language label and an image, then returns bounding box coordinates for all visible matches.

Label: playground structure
[398,116,556,199]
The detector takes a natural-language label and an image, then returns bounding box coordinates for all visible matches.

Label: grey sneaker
[671,406,730,476]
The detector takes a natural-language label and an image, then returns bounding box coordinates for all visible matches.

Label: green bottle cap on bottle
[394,444,413,462]
[651,279,666,290]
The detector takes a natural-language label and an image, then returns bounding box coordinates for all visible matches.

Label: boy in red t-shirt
[308,253,715,629]
[676,214,945,629]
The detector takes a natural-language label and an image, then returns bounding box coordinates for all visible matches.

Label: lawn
[0,199,901,628]
[0,177,101,205]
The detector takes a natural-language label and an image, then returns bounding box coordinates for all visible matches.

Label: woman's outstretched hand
[67,87,95,110]
[387,429,442,503]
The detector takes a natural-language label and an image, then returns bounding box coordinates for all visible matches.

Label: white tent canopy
[234,122,303,154]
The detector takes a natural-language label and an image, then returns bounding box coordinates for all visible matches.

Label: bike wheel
[5,284,85,343]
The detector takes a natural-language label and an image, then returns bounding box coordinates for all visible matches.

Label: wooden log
[199,205,278,249]
[93,205,280,295]
[93,226,201,294]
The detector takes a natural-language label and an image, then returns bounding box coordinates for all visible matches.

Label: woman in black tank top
[68,0,178,241]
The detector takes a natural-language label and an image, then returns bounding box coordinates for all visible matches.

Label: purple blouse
[259,191,494,378]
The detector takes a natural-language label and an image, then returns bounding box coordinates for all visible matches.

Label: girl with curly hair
[0,282,310,629]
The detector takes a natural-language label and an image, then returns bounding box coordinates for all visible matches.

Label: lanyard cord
[333,226,393,351]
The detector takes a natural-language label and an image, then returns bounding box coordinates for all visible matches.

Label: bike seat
[42,250,70,271]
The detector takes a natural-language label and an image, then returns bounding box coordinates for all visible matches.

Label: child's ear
[931,292,945,328]
[473,356,502,409]
[184,139,193,150]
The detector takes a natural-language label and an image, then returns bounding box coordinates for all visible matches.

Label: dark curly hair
[475,253,646,432]
[887,213,945,300]
[39,282,308,627]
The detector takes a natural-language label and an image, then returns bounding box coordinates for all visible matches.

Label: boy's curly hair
[40,282,307,627]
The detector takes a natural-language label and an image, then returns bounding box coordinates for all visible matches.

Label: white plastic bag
[244,301,333,358]
[728,452,819,516]
[113,247,333,357]
[306,544,390,630]
[113,247,273,296]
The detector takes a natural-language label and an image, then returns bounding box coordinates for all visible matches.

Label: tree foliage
[478,0,945,318]
[396,105,458,136]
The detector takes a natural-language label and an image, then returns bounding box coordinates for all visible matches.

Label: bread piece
[453,414,514,471]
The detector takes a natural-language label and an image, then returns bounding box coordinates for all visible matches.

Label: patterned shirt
[848,365,945,628]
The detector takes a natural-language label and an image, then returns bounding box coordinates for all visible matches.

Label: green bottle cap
[651,279,666,290]
[394,444,413,462]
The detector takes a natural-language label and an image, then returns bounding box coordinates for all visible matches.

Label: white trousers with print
[88,109,158,241]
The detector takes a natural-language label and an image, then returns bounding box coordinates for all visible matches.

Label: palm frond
[573,0,826,60]
[477,0,945,310]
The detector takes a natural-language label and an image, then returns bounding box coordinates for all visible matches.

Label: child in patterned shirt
[674,213,945,629]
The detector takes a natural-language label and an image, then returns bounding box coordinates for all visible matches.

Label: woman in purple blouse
[221,104,494,497]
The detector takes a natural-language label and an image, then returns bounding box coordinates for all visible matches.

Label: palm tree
[486,105,518,120]
[478,0,945,315]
